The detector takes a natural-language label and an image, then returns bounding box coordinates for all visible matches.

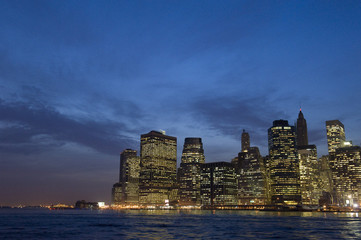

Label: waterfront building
[139,130,177,205]
[111,182,122,205]
[296,109,308,146]
[268,120,301,205]
[200,162,237,206]
[298,145,322,205]
[325,120,361,205]
[111,149,140,205]
[178,138,205,206]
[262,155,272,204]
[319,155,333,195]
[120,149,140,204]
[295,111,321,205]
[332,146,361,206]
[236,130,266,205]
[326,120,345,153]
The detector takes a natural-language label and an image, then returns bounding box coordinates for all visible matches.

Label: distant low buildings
[75,200,99,210]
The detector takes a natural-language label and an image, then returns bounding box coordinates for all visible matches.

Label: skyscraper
[298,145,321,205]
[178,138,205,206]
[333,146,361,206]
[296,109,308,146]
[241,129,250,152]
[112,149,140,205]
[237,147,266,205]
[296,110,321,205]
[139,130,177,205]
[236,130,266,205]
[119,149,140,204]
[268,120,301,205]
[200,162,237,206]
[326,120,346,153]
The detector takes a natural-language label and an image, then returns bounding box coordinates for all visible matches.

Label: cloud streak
[0,98,138,155]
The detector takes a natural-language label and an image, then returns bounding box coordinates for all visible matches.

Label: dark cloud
[191,95,287,141]
[0,98,138,155]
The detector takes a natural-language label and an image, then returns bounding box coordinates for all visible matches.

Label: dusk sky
[1,0,361,206]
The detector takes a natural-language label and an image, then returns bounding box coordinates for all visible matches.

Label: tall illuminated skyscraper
[139,130,177,205]
[178,138,205,206]
[298,145,321,205]
[326,120,346,153]
[112,149,140,205]
[296,110,321,205]
[236,130,266,205]
[296,109,308,146]
[333,146,361,206]
[326,120,361,206]
[326,120,347,205]
[119,149,140,204]
[268,120,301,205]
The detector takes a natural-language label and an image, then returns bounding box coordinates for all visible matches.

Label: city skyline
[1,1,361,205]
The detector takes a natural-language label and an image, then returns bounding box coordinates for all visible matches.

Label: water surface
[0,209,360,239]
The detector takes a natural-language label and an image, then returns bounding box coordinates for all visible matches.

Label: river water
[1,209,360,239]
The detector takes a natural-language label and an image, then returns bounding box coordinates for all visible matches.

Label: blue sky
[1,0,361,205]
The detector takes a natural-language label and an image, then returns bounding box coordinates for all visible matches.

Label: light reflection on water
[1,209,361,239]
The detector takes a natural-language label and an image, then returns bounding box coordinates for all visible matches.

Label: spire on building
[241,129,250,152]
[296,109,308,146]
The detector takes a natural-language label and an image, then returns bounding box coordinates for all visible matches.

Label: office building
[326,120,345,154]
[236,130,266,205]
[119,149,140,204]
[200,162,237,206]
[111,149,140,205]
[332,146,361,206]
[178,138,205,206]
[139,130,177,205]
[111,182,122,205]
[268,120,301,205]
[298,145,321,205]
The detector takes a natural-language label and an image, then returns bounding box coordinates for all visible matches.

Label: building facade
[111,182,122,205]
[119,149,140,204]
[298,145,321,205]
[200,162,237,206]
[112,149,140,205]
[178,138,205,206]
[139,131,177,205]
[237,147,266,205]
[326,120,346,153]
[268,120,301,205]
[332,146,361,206]
[236,130,266,205]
